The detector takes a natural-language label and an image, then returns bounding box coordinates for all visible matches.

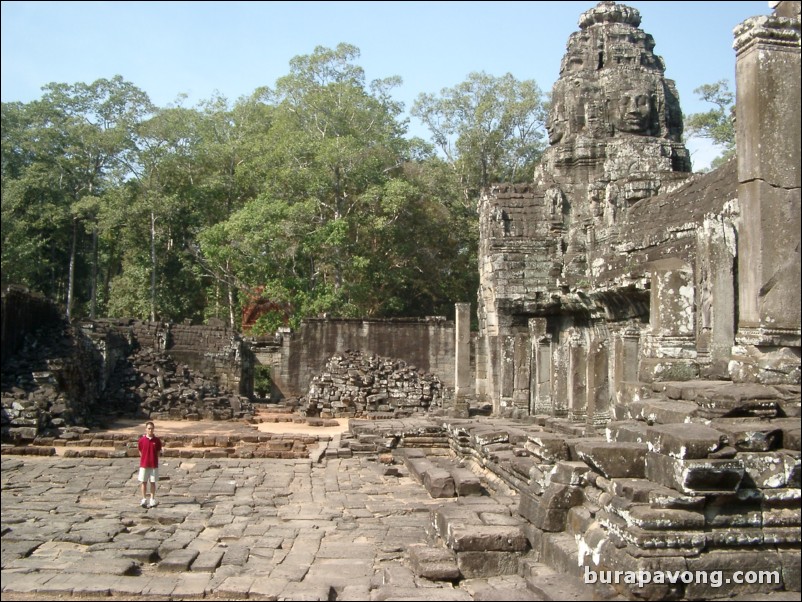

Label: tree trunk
[228,282,236,330]
[90,223,98,319]
[66,218,78,320]
[150,210,157,322]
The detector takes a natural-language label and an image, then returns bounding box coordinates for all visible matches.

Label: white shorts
[138,467,159,483]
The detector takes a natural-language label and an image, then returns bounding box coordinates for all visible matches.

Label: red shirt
[138,435,162,468]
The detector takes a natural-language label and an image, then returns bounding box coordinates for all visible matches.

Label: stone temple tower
[476,0,799,424]
[477,2,695,420]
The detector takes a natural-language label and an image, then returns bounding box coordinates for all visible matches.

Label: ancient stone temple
[476,1,801,421]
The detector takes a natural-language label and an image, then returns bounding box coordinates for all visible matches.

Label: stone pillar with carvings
[731,3,801,384]
[640,259,699,382]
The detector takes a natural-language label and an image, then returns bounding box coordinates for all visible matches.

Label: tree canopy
[684,79,735,170]
[2,45,544,329]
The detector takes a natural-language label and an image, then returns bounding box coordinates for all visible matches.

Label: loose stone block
[539,483,584,509]
[644,423,728,459]
[406,544,460,581]
[628,400,700,424]
[423,468,456,498]
[524,432,570,463]
[446,525,528,552]
[574,441,648,478]
[713,420,783,451]
[456,550,522,578]
[606,421,650,443]
[739,452,791,488]
[450,467,483,496]
[548,460,591,486]
[644,452,744,494]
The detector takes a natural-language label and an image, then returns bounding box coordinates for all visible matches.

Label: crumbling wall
[1,290,105,442]
[2,291,255,442]
[252,317,458,401]
[1,285,63,366]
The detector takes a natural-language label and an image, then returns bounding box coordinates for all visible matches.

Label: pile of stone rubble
[103,345,254,422]
[340,380,800,599]
[300,350,444,418]
[1,320,103,442]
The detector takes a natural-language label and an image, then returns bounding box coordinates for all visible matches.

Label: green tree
[198,44,413,321]
[111,104,209,322]
[685,80,735,170]
[412,72,546,199]
[1,77,152,317]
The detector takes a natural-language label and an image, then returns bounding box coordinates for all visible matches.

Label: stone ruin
[0,2,799,599]
[476,0,800,425]
[450,0,801,598]
[1,299,254,444]
[300,349,444,418]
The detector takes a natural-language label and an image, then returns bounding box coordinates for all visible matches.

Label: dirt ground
[103,416,350,438]
[43,415,350,456]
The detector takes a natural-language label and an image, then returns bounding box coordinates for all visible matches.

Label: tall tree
[198,44,413,321]
[412,72,547,199]
[1,77,152,317]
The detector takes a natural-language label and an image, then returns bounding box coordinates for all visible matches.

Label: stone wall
[251,316,460,401]
[2,296,255,441]
[1,285,63,366]
[2,291,105,442]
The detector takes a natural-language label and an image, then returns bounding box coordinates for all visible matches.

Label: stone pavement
[1,453,543,601]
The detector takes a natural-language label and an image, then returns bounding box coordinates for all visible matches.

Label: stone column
[530,318,553,415]
[731,9,801,384]
[586,336,610,426]
[696,215,737,379]
[612,322,642,416]
[552,322,570,418]
[568,329,587,421]
[454,303,472,397]
[640,259,699,382]
[499,335,516,411]
[512,333,531,411]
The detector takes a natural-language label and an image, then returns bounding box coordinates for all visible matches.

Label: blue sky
[2,1,768,170]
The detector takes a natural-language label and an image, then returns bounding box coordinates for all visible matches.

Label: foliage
[253,364,273,398]
[685,80,735,170]
[412,72,547,198]
[1,45,535,330]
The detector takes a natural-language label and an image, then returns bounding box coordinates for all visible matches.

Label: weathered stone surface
[450,467,483,496]
[159,549,200,572]
[644,452,745,494]
[190,549,224,572]
[713,420,784,451]
[446,525,528,552]
[574,441,648,478]
[645,423,729,459]
[406,544,460,581]
[456,551,522,579]
[424,467,456,498]
[548,460,591,486]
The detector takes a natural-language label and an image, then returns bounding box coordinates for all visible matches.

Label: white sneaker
[148,498,158,508]
[140,498,148,508]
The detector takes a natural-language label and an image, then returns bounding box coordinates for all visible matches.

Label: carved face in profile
[547,101,568,145]
[615,89,654,134]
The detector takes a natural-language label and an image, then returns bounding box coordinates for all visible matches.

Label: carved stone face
[547,101,568,144]
[614,89,653,134]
